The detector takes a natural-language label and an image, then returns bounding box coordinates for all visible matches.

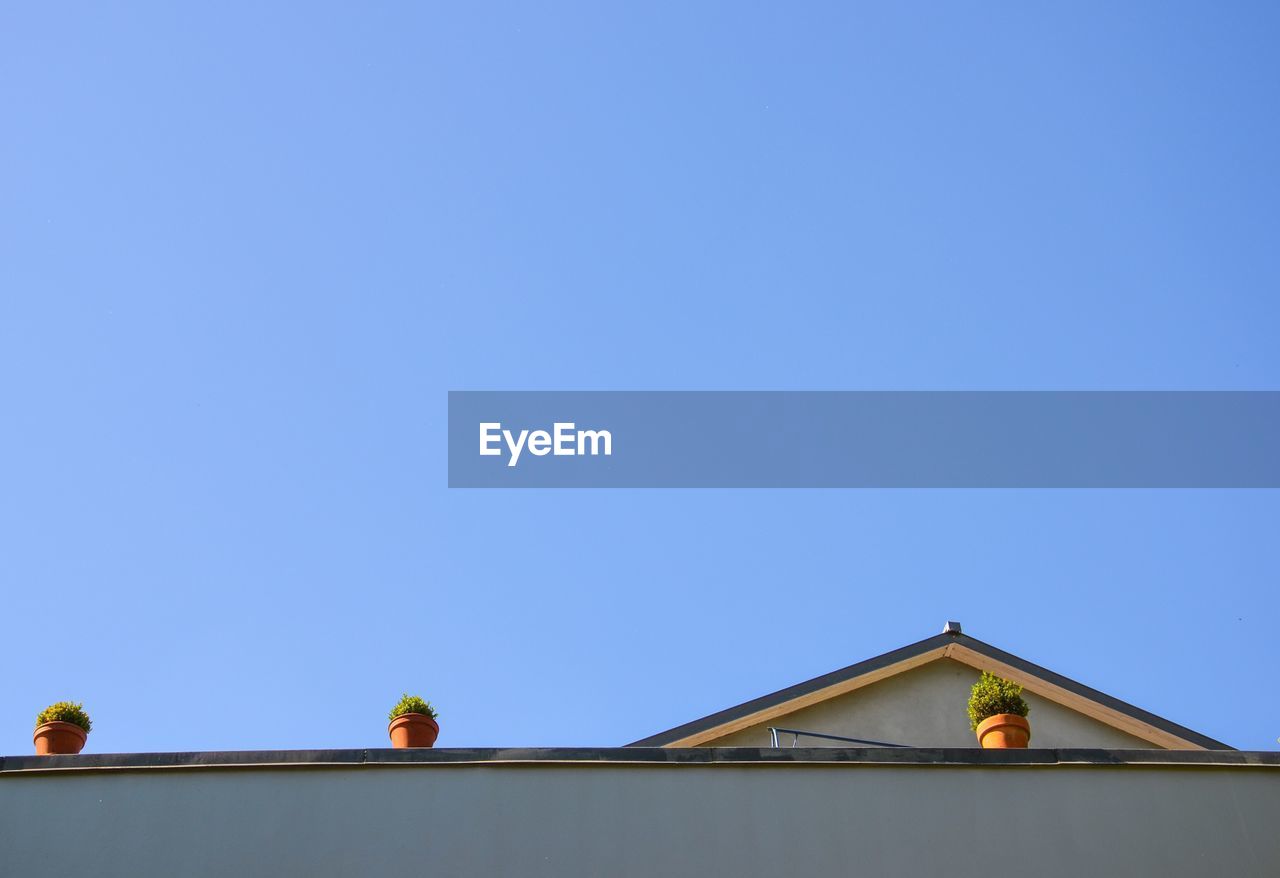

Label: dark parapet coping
[1,747,1277,776]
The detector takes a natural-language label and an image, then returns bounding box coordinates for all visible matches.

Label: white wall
[1,760,1276,877]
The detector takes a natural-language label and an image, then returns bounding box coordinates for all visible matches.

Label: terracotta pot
[33,721,88,755]
[388,712,439,748]
[976,713,1031,748]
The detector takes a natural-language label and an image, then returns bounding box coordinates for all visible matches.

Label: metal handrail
[767,726,912,748]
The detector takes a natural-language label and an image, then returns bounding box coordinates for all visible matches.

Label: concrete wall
[2,757,1277,877]
[705,659,1157,748]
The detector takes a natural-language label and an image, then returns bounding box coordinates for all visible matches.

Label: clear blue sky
[2,3,1277,754]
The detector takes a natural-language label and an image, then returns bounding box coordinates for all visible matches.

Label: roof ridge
[626,629,1229,750]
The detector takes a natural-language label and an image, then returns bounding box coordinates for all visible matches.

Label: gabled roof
[627,628,1230,749]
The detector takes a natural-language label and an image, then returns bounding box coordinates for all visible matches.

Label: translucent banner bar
[447,391,1280,488]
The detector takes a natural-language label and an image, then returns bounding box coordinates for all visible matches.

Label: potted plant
[967,672,1031,748]
[34,701,92,755]
[388,694,439,748]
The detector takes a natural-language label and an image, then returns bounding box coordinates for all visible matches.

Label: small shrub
[389,694,437,721]
[967,672,1028,731]
[35,701,92,733]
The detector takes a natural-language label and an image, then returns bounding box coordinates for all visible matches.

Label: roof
[626,628,1231,749]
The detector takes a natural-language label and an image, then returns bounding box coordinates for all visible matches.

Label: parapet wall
[2,748,1277,877]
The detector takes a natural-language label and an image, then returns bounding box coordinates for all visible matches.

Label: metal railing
[767,727,911,748]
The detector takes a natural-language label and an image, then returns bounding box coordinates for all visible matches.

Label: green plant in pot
[388,694,439,748]
[967,672,1031,748]
[34,701,92,755]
